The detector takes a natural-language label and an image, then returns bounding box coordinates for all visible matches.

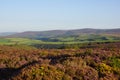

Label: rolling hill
[0,32,17,36]
[4,28,119,42]
[7,28,120,38]
[0,28,119,46]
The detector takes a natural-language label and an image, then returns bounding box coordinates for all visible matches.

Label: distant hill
[0,32,17,37]
[7,28,120,38]
[3,28,119,43]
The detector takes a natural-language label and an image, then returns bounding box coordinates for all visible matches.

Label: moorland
[0,28,120,80]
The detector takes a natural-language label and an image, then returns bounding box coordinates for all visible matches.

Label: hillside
[7,28,120,38]
[5,28,120,43]
[0,32,17,37]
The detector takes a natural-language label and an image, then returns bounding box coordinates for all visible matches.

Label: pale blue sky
[0,0,120,32]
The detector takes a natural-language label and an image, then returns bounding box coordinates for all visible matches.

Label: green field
[0,38,42,45]
[0,34,120,46]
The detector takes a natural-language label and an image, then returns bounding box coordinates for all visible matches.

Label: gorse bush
[108,57,120,68]
[97,63,112,77]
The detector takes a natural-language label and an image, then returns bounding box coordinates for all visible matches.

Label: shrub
[108,57,120,68]
[97,63,112,77]
[75,67,98,80]
[62,74,72,80]
[84,49,93,55]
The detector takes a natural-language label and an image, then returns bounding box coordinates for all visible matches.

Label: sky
[0,0,120,32]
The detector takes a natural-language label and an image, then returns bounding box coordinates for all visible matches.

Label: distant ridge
[6,28,120,38]
[0,32,17,37]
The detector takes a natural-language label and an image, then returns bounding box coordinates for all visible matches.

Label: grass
[0,34,120,46]
[0,38,42,45]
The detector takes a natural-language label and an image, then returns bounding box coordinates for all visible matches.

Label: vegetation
[0,33,120,46]
[0,29,120,45]
[0,42,120,80]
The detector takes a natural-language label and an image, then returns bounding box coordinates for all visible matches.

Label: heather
[0,42,120,80]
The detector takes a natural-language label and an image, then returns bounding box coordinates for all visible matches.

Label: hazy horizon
[0,0,120,32]
[0,28,120,33]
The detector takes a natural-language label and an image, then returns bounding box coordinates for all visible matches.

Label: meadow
[0,33,120,46]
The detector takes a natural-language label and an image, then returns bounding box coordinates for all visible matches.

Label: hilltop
[6,28,120,38]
